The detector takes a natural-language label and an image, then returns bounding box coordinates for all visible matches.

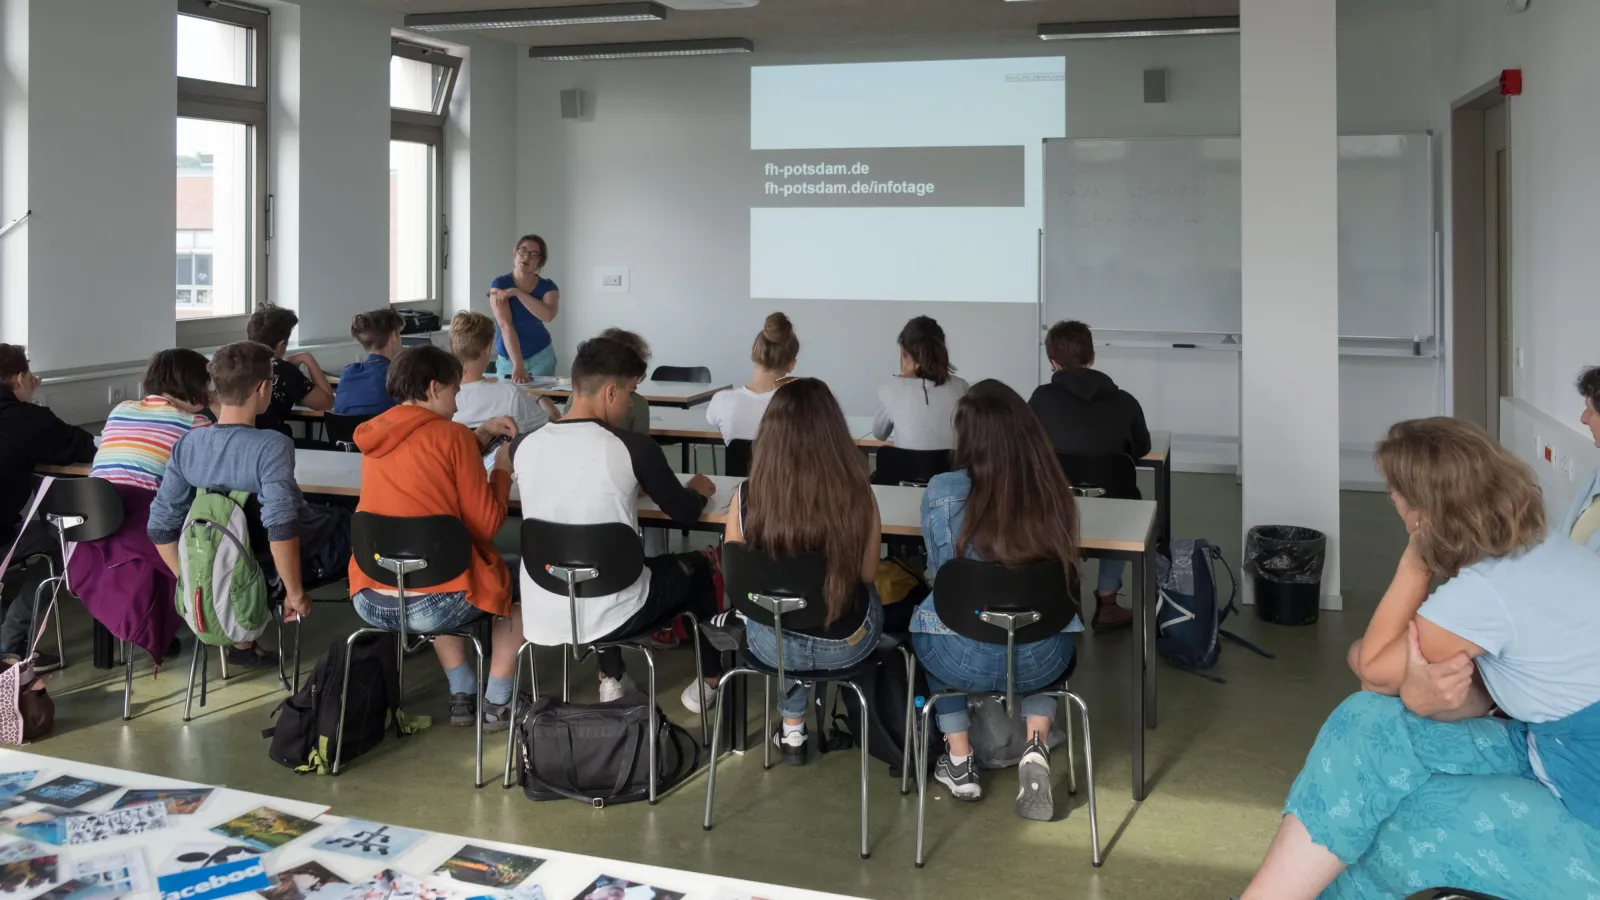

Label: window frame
[175,0,269,349]
[389,39,460,313]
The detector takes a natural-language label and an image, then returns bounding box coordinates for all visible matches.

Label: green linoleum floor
[20,474,1405,900]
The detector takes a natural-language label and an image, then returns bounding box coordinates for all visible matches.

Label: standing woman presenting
[489,235,561,383]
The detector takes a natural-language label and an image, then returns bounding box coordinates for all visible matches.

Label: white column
[1240,0,1342,607]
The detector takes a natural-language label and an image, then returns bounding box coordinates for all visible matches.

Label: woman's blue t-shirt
[491,274,557,361]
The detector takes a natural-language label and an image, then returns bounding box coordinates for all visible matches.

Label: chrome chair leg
[842,679,873,860]
[291,619,302,695]
[900,646,916,795]
[680,611,709,743]
[467,631,486,788]
[762,676,773,770]
[182,643,202,723]
[561,652,570,702]
[503,642,535,789]
[121,641,134,721]
[1063,681,1077,795]
[638,646,659,804]
[218,646,230,681]
[704,667,757,831]
[1066,692,1101,867]
[914,697,940,867]
[331,628,381,775]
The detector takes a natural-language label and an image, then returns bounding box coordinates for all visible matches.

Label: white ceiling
[360,0,1239,53]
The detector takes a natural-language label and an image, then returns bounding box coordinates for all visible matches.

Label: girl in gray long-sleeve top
[872,316,970,451]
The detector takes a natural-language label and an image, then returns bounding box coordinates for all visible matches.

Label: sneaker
[1015,738,1054,821]
[773,726,809,766]
[598,672,636,704]
[30,653,62,674]
[934,753,983,801]
[223,643,279,669]
[680,680,711,715]
[448,692,476,727]
[481,693,530,733]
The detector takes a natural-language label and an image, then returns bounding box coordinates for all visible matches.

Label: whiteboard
[1043,133,1434,339]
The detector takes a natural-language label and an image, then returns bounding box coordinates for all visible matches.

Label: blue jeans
[495,343,556,379]
[353,588,484,634]
[1098,559,1125,595]
[912,631,1073,735]
[745,596,884,720]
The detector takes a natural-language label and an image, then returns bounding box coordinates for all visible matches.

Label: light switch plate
[594,266,629,294]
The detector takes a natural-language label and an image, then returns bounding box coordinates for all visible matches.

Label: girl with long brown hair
[911,379,1081,819]
[724,377,883,766]
[1243,417,1600,899]
[872,316,970,451]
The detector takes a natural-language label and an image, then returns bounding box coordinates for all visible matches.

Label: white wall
[0,0,27,348]
[517,0,1442,477]
[1433,0,1600,488]
[446,36,519,320]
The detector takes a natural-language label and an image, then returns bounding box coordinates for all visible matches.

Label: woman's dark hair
[744,378,873,625]
[0,344,28,387]
[951,379,1080,581]
[898,316,952,386]
[143,349,211,407]
[751,312,799,371]
[246,304,299,350]
[515,234,549,268]
[1578,367,1600,410]
[387,345,464,404]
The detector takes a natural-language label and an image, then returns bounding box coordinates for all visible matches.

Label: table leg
[1144,547,1158,730]
[723,646,749,754]
[1130,550,1147,801]
[680,443,690,474]
[1157,457,1173,547]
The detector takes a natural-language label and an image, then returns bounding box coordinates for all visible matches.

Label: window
[390,41,459,307]
[176,0,266,340]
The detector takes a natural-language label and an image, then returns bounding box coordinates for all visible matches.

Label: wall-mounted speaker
[560,88,584,119]
[1143,68,1169,104]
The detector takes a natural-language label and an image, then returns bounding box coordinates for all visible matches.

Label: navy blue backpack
[1155,539,1273,680]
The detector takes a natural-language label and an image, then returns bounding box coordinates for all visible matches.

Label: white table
[0,750,861,900]
[524,379,728,408]
[648,407,879,447]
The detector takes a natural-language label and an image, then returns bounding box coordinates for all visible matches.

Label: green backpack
[175,488,270,647]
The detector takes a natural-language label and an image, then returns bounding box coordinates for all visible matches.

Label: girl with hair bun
[705,311,800,444]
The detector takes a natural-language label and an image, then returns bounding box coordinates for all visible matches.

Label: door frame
[1449,78,1512,429]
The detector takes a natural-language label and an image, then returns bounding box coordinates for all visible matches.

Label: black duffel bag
[516,691,698,806]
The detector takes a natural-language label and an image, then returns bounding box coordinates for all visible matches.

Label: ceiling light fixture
[529,37,753,61]
[1036,17,1240,40]
[405,2,668,33]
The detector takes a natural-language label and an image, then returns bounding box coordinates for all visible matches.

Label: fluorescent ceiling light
[405,2,668,33]
[1037,17,1240,40]
[529,37,753,60]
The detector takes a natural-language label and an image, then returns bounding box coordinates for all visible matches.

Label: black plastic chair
[501,518,708,803]
[31,477,125,677]
[339,512,486,784]
[651,365,712,384]
[323,413,374,453]
[1056,453,1140,501]
[723,439,753,478]
[702,542,916,859]
[871,447,952,487]
[914,557,1099,868]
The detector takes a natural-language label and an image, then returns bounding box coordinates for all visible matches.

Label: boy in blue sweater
[333,309,404,416]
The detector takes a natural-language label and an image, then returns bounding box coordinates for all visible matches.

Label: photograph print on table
[209,806,322,851]
[0,850,58,895]
[73,850,151,895]
[313,820,425,862]
[571,876,686,900]
[0,806,70,845]
[114,788,212,816]
[34,879,115,900]
[0,772,38,799]
[343,868,452,900]
[435,845,545,889]
[259,860,348,900]
[16,778,119,810]
[64,802,168,845]
[160,842,264,875]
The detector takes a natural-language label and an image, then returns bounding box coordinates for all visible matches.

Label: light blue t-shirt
[1419,535,1600,724]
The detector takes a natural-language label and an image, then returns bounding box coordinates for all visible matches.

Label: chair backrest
[931,558,1080,646]
[324,413,374,451]
[651,365,712,384]
[351,512,472,589]
[1056,453,1140,501]
[724,439,753,478]
[721,541,834,632]
[38,477,125,543]
[519,519,644,598]
[871,447,952,487]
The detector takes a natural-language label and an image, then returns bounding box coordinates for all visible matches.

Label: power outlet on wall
[594,266,629,294]
[107,385,127,405]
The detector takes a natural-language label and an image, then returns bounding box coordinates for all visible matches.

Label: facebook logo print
[158,858,271,900]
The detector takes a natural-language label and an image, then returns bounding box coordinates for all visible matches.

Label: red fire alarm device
[1500,68,1524,95]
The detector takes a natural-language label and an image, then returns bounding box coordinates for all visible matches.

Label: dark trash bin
[1245,525,1326,626]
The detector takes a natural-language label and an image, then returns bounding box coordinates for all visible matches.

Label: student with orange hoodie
[348,344,525,731]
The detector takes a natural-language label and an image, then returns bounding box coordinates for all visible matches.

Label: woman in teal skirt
[1243,418,1600,900]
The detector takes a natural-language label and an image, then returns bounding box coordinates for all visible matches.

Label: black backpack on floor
[824,650,936,780]
[265,631,415,774]
[516,691,698,806]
